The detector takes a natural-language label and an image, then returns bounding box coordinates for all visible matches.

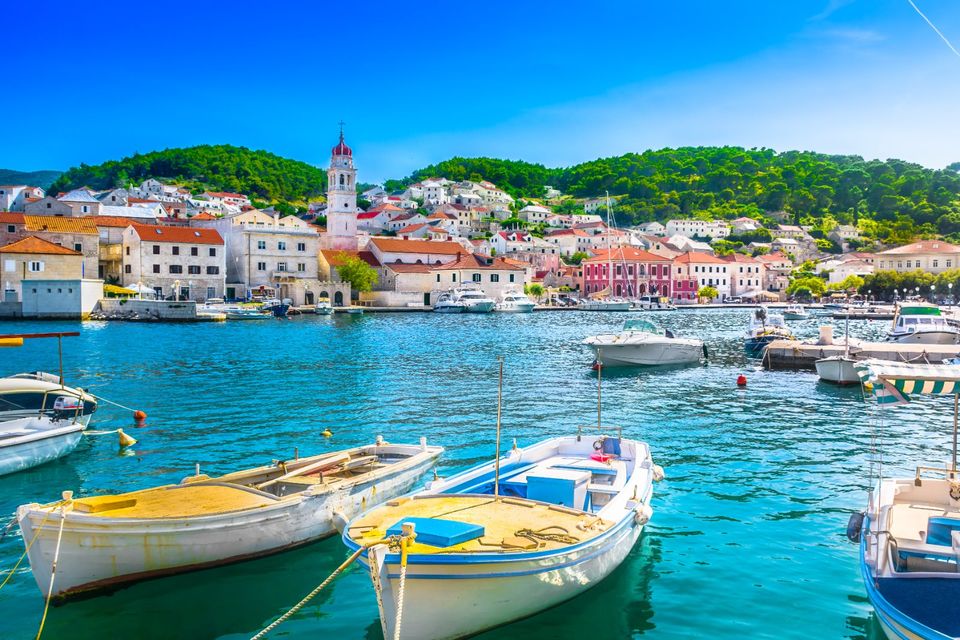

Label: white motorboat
[315,300,333,315]
[495,289,536,313]
[887,303,959,345]
[453,286,495,313]
[632,295,677,311]
[744,307,794,355]
[433,291,465,313]
[17,438,443,599]
[583,318,705,366]
[578,298,632,312]
[0,372,97,426]
[816,313,860,384]
[849,360,960,640]
[224,307,271,320]
[815,355,860,385]
[343,432,660,640]
[783,304,809,320]
[0,414,87,477]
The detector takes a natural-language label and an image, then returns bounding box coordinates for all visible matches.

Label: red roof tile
[0,235,82,255]
[130,224,223,244]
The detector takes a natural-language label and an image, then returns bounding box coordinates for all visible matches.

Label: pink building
[581,246,673,298]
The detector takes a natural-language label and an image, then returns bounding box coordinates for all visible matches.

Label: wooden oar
[257,453,351,490]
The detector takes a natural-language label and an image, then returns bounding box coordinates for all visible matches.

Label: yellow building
[876,240,960,274]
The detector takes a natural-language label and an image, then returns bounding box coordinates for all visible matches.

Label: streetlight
[950,282,955,306]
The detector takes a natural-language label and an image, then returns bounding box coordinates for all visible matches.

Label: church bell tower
[323,123,358,251]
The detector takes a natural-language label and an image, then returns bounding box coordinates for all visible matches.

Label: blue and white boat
[850,360,960,639]
[744,306,793,355]
[343,431,661,640]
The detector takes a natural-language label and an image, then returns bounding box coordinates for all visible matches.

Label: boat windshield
[624,319,661,334]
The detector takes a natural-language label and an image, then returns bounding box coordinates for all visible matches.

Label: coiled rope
[514,526,580,547]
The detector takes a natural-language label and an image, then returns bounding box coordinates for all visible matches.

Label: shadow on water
[39,536,352,640]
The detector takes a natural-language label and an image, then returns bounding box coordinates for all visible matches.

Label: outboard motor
[846,511,865,543]
[52,395,83,421]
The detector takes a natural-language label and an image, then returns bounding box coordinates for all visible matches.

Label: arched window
[339,174,345,185]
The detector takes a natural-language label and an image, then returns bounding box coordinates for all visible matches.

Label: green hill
[0,169,63,189]
[49,145,326,205]
[385,148,960,245]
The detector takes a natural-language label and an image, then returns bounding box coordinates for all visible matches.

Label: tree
[334,253,378,294]
[786,276,826,298]
[524,283,545,301]
[697,285,719,302]
[565,251,591,265]
[828,274,865,292]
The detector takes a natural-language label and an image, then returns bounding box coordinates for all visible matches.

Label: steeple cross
[338,120,346,139]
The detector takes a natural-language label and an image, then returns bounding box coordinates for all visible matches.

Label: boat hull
[495,303,535,313]
[586,340,703,366]
[579,301,632,312]
[367,509,644,640]
[17,450,439,599]
[0,418,85,477]
[889,330,959,345]
[463,301,495,313]
[815,356,860,385]
[783,312,809,320]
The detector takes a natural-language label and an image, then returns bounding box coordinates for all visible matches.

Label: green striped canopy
[855,359,960,405]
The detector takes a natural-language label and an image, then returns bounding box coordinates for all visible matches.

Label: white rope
[393,552,408,640]
[36,506,67,639]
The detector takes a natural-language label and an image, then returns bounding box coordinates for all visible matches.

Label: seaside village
[0,131,951,319]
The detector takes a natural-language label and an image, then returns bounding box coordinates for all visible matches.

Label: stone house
[121,224,225,300]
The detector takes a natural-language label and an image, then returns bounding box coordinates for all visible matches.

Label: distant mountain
[0,168,62,189]
[49,145,327,205]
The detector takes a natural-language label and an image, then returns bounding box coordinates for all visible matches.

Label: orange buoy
[133,410,147,427]
[736,374,747,387]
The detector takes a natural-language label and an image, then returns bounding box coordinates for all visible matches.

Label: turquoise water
[0,310,953,640]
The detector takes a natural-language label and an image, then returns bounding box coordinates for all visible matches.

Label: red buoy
[133,410,147,427]
[736,374,747,387]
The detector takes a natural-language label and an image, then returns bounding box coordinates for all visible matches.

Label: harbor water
[0,309,953,639]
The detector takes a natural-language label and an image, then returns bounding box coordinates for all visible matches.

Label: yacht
[453,286,495,313]
[887,302,959,344]
[584,318,705,366]
[495,289,536,313]
[744,307,794,355]
[315,299,333,315]
[579,297,632,312]
[783,304,809,320]
[433,291,466,313]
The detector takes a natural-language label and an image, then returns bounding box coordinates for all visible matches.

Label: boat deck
[68,484,280,518]
[346,495,613,555]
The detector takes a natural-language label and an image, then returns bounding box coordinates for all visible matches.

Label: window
[207,266,220,275]
[472,273,481,282]
[209,248,217,257]
[124,265,132,274]
[452,273,457,282]
[153,245,160,255]
[188,265,201,274]
[297,262,306,272]
[6,225,13,233]
[297,242,306,251]
[257,240,266,250]
[172,246,181,256]
[28,261,43,272]
[436,274,441,282]
[949,260,954,268]
[3,259,13,273]
[169,265,183,274]
[207,287,216,299]
[256,262,267,271]
[491,274,499,282]
[191,247,198,256]
[153,264,160,273]
[277,262,287,272]
[509,274,515,283]
[278,241,286,251]
[81,205,89,213]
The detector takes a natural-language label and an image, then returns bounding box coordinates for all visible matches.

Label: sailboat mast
[597,348,602,429]
[953,393,958,474]
[494,357,504,498]
[605,192,613,292]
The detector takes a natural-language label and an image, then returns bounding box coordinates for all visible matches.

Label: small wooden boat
[783,304,809,320]
[0,415,87,477]
[17,438,442,599]
[343,432,660,640]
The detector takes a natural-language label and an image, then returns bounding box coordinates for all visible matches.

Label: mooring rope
[35,505,67,640]
[0,503,62,592]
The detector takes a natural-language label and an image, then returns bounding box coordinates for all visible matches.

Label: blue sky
[4,1,960,182]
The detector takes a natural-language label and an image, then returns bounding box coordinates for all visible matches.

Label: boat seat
[551,463,617,476]
[587,484,620,495]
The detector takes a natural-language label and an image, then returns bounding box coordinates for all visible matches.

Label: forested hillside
[0,169,62,189]
[386,148,960,243]
[49,145,326,203]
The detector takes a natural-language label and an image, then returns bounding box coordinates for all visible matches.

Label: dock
[764,339,960,370]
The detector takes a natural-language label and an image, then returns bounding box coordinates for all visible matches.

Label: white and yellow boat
[343,432,660,640]
[17,438,442,599]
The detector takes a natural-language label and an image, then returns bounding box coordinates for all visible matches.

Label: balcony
[102,244,122,260]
